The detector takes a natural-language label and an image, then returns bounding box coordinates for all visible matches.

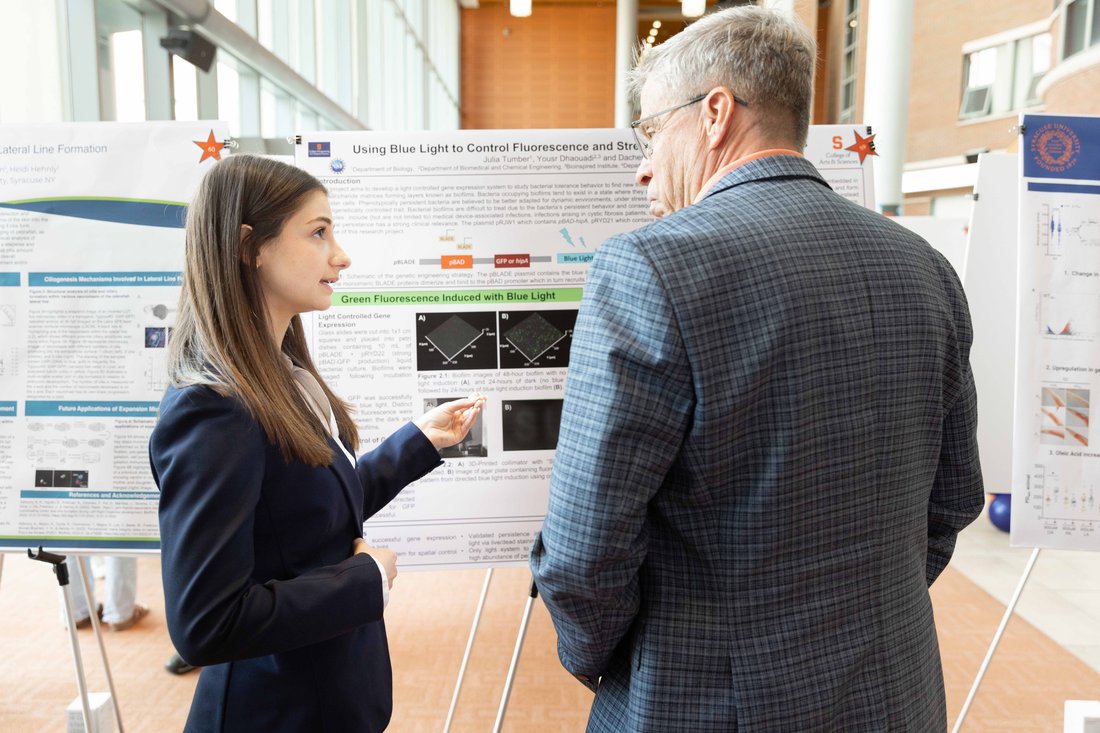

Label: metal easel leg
[951,546,1041,733]
[74,556,125,733]
[443,567,494,733]
[29,548,94,733]
[492,579,538,733]
[63,581,96,731]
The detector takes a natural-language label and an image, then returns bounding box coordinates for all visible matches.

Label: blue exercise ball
[988,493,1011,532]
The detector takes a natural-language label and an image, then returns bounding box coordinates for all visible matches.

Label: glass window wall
[6,0,460,144]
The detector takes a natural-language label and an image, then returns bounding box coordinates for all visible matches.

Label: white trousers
[58,556,137,625]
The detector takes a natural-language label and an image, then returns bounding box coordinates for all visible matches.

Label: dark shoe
[165,653,197,675]
[107,602,149,632]
[73,603,104,629]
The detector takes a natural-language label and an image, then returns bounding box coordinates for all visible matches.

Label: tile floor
[949,509,1100,676]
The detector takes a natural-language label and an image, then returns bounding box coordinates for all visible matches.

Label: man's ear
[703,88,737,151]
[240,224,256,266]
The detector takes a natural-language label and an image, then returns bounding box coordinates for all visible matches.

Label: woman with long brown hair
[151,155,483,732]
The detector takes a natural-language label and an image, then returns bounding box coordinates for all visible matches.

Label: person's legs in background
[99,556,145,628]
[59,556,97,627]
[60,556,147,630]
[165,652,197,675]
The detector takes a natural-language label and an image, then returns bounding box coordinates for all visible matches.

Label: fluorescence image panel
[1040,386,1090,447]
[498,310,577,369]
[501,399,563,451]
[428,315,481,360]
[416,311,498,371]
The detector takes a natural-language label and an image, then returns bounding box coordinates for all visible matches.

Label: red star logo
[845,131,878,164]
[194,130,225,163]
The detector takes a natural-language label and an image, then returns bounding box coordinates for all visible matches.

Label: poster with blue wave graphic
[0,121,228,552]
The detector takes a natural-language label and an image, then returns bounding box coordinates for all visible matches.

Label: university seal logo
[1030,123,1081,173]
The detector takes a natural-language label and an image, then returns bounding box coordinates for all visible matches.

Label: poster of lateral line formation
[294,125,877,569]
[1012,113,1100,552]
[0,122,229,551]
[0,122,874,559]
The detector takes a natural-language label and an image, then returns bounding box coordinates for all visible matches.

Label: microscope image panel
[145,327,166,348]
[428,315,481,360]
[501,399,564,452]
[499,310,577,369]
[505,314,562,360]
[416,311,498,371]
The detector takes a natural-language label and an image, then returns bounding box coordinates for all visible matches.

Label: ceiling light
[682,0,705,18]
[653,20,662,29]
[649,29,658,37]
[510,0,531,17]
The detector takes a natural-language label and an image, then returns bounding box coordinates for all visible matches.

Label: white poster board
[1012,113,1100,551]
[963,153,1020,497]
[895,216,969,280]
[0,122,228,552]
[293,126,877,569]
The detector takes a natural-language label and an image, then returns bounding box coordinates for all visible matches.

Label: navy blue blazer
[531,155,985,731]
[151,384,441,733]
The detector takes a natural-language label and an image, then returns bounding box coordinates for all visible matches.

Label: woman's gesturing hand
[414,393,486,451]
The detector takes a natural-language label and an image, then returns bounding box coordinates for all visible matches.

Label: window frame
[1059,0,1097,60]
[838,0,860,125]
[959,26,1051,121]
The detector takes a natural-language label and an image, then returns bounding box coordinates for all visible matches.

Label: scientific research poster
[0,122,874,560]
[295,129,648,568]
[0,122,228,551]
[294,127,877,569]
[1012,113,1100,551]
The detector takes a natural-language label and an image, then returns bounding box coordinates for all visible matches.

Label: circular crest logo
[330,158,345,174]
[1030,123,1081,173]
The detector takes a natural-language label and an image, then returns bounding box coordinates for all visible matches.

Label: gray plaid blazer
[530,154,984,732]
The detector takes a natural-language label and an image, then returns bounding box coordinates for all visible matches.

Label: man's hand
[414,393,486,451]
[353,537,396,589]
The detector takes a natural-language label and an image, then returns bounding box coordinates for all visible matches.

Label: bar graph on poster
[1012,113,1100,551]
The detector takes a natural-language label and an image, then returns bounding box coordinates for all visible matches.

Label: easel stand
[27,548,126,733]
[441,573,539,732]
[951,546,1041,733]
[493,580,538,733]
[443,568,494,733]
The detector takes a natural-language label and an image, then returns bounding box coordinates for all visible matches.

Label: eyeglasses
[630,91,750,159]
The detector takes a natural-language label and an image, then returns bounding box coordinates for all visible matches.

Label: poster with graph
[293,129,649,569]
[1012,113,1100,551]
[293,127,877,569]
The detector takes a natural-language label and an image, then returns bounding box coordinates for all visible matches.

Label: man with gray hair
[530,5,983,731]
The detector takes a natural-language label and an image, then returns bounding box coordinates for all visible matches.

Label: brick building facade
[797,0,1100,214]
